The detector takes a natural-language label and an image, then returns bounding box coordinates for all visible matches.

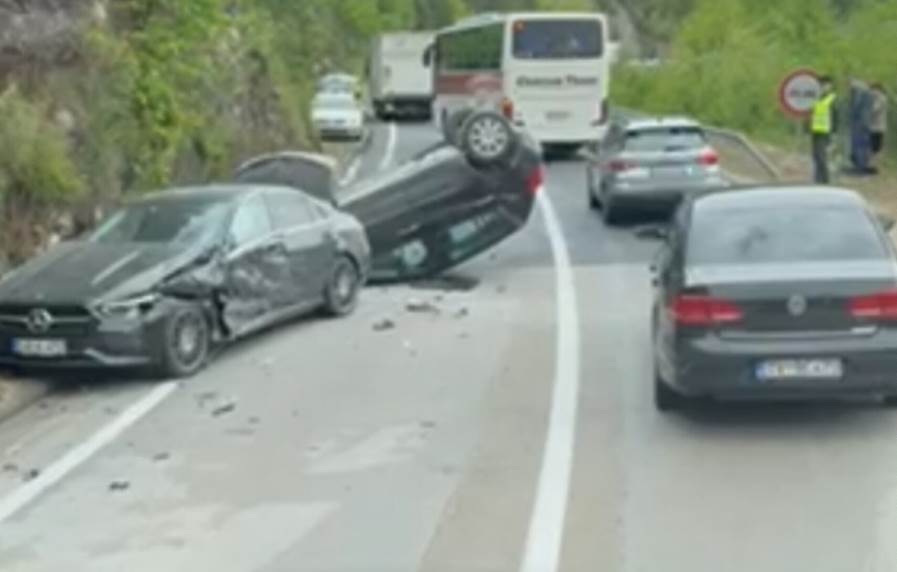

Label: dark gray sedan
[652,185,897,411]
[587,117,728,224]
[0,185,370,378]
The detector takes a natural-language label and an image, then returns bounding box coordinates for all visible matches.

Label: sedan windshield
[687,205,887,265]
[89,199,230,245]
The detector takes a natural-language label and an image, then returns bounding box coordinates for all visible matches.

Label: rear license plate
[13,339,67,358]
[546,111,571,121]
[652,166,692,177]
[755,359,843,381]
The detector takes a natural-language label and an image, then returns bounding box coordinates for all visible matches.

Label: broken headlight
[96,293,160,320]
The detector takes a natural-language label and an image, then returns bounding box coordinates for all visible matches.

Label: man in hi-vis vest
[810,76,839,184]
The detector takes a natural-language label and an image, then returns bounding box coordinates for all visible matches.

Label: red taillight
[699,150,720,166]
[848,290,897,320]
[527,166,544,195]
[670,295,743,326]
[501,97,514,120]
[609,159,631,172]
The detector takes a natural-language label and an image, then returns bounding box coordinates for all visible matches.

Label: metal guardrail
[611,106,782,182]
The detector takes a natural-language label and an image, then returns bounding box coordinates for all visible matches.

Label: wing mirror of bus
[878,213,896,232]
[423,44,434,67]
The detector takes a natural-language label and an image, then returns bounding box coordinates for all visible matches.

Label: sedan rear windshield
[687,205,887,265]
[90,199,229,245]
[624,128,706,153]
[512,20,603,60]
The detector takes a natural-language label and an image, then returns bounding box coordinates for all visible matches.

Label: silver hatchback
[587,117,727,224]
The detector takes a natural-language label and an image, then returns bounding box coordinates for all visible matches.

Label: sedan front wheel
[159,303,211,379]
[323,256,361,317]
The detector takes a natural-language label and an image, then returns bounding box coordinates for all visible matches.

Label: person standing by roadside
[870,82,888,172]
[848,77,874,174]
[811,76,839,184]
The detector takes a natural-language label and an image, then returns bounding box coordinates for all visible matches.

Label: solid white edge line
[519,189,582,572]
[378,122,398,172]
[339,156,362,187]
[0,381,179,524]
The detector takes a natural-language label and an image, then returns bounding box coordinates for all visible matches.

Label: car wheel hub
[174,316,203,364]
[468,118,508,159]
[336,266,356,302]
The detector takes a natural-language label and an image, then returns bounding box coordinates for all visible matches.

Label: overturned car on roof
[234,110,544,282]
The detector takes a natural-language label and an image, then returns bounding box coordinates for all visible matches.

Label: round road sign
[779,69,821,117]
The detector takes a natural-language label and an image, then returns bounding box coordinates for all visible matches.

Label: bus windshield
[512,19,603,60]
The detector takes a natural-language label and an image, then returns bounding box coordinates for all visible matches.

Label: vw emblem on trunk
[26,308,54,333]
[787,295,808,317]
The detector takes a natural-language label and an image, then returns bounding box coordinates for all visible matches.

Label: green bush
[0,88,84,203]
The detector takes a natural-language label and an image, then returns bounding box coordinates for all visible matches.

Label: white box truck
[369,32,435,120]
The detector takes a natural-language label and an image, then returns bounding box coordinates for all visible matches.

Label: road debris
[406,298,440,314]
[373,318,396,332]
[108,481,130,492]
[454,307,469,319]
[211,400,237,417]
[2,462,18,473]
[153,452,171,463]
[23,469,40,482]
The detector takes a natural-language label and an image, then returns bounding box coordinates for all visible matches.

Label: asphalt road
[1,121,897,572]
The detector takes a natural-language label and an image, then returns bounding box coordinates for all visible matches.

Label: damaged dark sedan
[235,111,543,282]
[0,185,370,378]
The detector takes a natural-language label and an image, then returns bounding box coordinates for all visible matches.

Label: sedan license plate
[13,339,67,358]
[755,359,843,381]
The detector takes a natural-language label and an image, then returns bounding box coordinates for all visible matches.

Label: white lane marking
[379,122,398,171]
[339,156,362,187]
[0,382,178,523]
[519,189,581,572]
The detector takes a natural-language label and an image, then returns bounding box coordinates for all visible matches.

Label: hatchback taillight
[698,150,720,166]
[501,98,514,120]
[848,290,897,320]
[527,166,544,195]
[609,159,631,172]
[670,295,743,326]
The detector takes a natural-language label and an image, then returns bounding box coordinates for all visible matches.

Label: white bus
[426,12,612,150]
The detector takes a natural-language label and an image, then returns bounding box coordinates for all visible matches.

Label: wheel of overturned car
[460,111,516,167]
[324,255,361,317]
[159,304,210,379]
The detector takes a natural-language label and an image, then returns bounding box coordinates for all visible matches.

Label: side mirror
[423,44,434,67]
[878,213,896,232]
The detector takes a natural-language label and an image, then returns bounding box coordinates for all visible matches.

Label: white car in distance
[311,92,365,142]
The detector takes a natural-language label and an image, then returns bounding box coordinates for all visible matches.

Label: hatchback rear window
[624,128,706,153]
[687,205,887,265]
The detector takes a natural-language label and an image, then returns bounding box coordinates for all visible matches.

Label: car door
[264,189,336,305]
[222,193,295,335]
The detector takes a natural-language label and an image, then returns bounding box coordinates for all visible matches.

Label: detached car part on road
[587,117,728,224]
[0,185,370,378]
[236,111,543,282]
[652,185,897,411]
